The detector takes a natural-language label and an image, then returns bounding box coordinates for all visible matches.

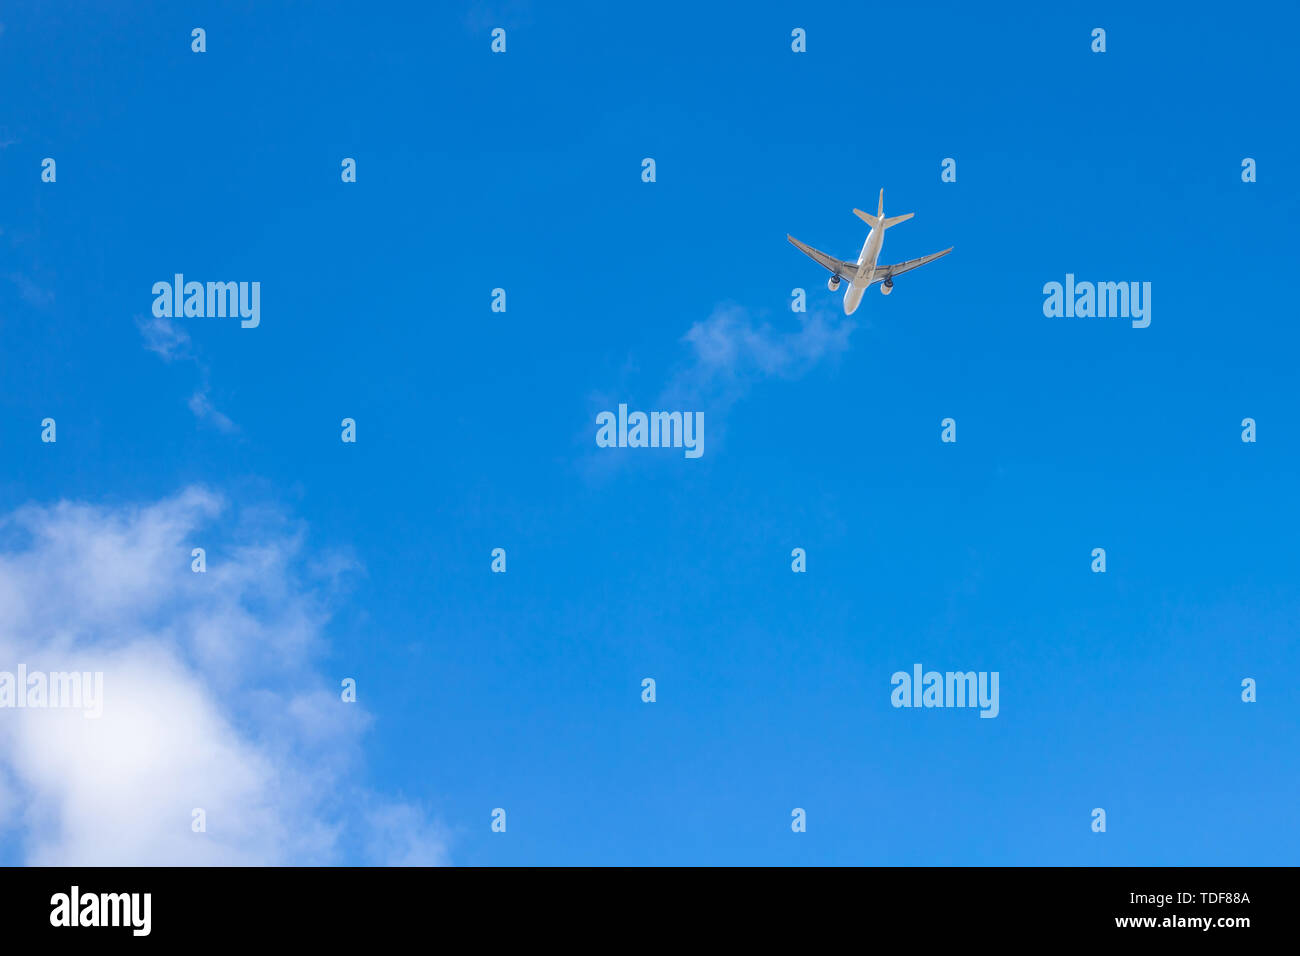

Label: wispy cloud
[663,303,856,409]
[0,487,448,865]
[136,316,238,432]
[188,386,238,434]
[137,316,192,362]
[8,273,53,309]
[580,302,856,476]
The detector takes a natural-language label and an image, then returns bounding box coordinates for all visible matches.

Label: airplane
[787,190,952,315]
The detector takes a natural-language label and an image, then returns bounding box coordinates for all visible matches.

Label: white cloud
[360,800,452,867]
[580,303,856,477]
[0,487,448,865]
[137,316,191,362]
[662,303,855,410]
[137,317,239,432]
[8,273,54,309]
[188,387,238,434]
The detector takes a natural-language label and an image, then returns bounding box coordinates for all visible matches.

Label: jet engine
[881,278,894,296]
[827,276,841,291]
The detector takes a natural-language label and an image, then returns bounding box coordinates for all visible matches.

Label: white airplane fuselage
[843,227,883,315]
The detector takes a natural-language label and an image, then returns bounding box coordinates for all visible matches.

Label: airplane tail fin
[853,190,912,230]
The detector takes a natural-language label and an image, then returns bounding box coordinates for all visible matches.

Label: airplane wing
[870,247,953,284]
[787,235,858,281]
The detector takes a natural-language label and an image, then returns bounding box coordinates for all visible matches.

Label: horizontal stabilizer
[853,208,882,228]
[853,208,913,230]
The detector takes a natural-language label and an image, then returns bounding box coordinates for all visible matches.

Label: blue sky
[1,1,1297,865]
